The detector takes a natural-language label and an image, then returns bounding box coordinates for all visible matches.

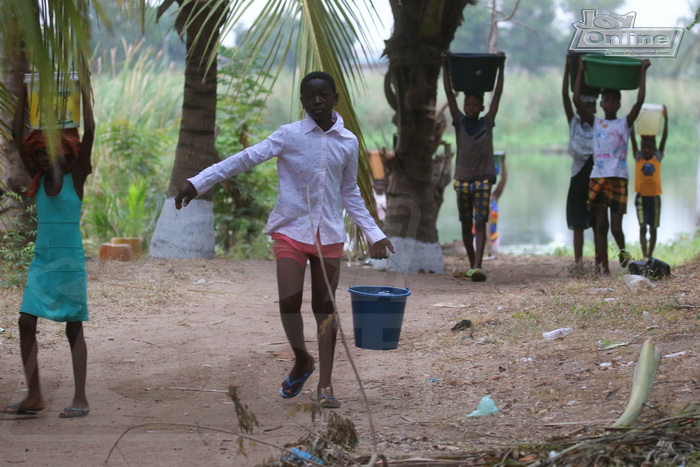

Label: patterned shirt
[591,116,631,179]
[568,116,594,177]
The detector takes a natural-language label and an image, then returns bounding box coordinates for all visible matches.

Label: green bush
[212,47,277,259]
[0,192,36,288]
[83,120,170,248]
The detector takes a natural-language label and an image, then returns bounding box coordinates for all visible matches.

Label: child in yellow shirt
[630,105,668,259]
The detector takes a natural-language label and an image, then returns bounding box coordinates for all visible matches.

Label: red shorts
[271,233,344,268]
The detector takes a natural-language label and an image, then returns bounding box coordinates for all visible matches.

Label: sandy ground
[0,253,699,466]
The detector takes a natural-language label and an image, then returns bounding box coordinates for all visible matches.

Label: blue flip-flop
[279,365,315,399]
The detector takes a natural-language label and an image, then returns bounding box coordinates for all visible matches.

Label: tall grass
[92,41,183,130]
[84,43,181,252]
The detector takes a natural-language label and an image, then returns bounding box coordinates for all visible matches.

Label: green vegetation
[84,45,179,253]
[0,192,36,287]
[78,61,699,261]
[213,47,277,259]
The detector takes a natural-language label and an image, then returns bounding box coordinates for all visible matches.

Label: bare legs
[640,224,657,258]
[6,313,88,415]
[65,321,89,411]
[610,211,626,254]
[592,206,610,274]
[461,220,487,269]
[16,313,44,412]
[277,256,340,397]
[592,206,626,274]
[573,226,585,261]
[461,221,475,268]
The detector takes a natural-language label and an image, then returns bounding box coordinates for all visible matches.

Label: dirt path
[1,254,698,465]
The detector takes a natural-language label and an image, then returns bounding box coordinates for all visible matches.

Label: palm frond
[227,0,381,218]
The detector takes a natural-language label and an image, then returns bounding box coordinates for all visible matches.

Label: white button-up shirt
[188,111,386,246]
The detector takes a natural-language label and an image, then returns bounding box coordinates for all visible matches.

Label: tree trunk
[149,0,225,259]
[0,19,32,236]
[380,0,470,273]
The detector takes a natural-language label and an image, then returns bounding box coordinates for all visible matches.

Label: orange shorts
[271,233,344,268]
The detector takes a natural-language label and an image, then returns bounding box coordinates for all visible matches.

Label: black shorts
[567,156,594,229]
[635,194,661,228]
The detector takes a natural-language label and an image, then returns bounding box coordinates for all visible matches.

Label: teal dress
[20,173,89,322]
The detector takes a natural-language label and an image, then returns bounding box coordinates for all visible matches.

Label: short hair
[601,89,621,101]
[464,92,484,105]
[300,71,337,94]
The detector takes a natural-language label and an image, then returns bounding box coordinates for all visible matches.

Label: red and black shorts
[588,177,628,214]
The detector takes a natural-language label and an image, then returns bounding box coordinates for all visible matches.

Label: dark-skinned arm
[562,58,574,124]
[441,51,460,123]
[486,52,506,122]
[658,105,668,154]
[12,84,34,175]
[175,181,198,210]
[492,153,507,201]
[71,81,95,199]
[573,57,594,127]
[630,127,639,157]
[626,59,651,128]
[369,237,396,259]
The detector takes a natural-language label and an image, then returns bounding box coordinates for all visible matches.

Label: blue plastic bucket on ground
[348,286,411,350]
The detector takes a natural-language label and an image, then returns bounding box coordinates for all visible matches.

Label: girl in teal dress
[2,81,94,418]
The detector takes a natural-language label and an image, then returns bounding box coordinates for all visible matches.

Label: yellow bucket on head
[24,72,80,130]
[635,103,664,137]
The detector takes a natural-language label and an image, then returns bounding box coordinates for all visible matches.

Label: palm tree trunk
[0,21,32,236]
[381,0,470,273]
[149,0,225,259]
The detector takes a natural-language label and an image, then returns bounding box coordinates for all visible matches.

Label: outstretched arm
[562,58,574,124]
[486,52,506,122]
[441,51,460,123]
[627,59,651,128]
[573,57,594,126]
[658,105,668,153]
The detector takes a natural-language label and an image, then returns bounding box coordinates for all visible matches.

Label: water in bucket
[635,104,664,136]
[348,286,410,350]
[24,72,81,130]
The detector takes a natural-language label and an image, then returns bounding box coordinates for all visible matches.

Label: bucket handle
[351,256,409,290]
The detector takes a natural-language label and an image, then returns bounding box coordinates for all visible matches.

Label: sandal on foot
[1,403,40,416]
[59,407,90,419]
[279,365,315,399]
[466,268,487,282]
[619,249,632,268]
[316,388,341,409]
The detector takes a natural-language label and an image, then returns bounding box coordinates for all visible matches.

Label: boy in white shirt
[176,72,394,408]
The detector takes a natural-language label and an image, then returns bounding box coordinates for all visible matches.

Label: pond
[436,148,698,254]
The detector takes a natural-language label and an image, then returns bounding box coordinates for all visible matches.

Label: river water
[436,148,698,254]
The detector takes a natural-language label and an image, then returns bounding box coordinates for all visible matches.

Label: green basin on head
[582,55,643,91]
